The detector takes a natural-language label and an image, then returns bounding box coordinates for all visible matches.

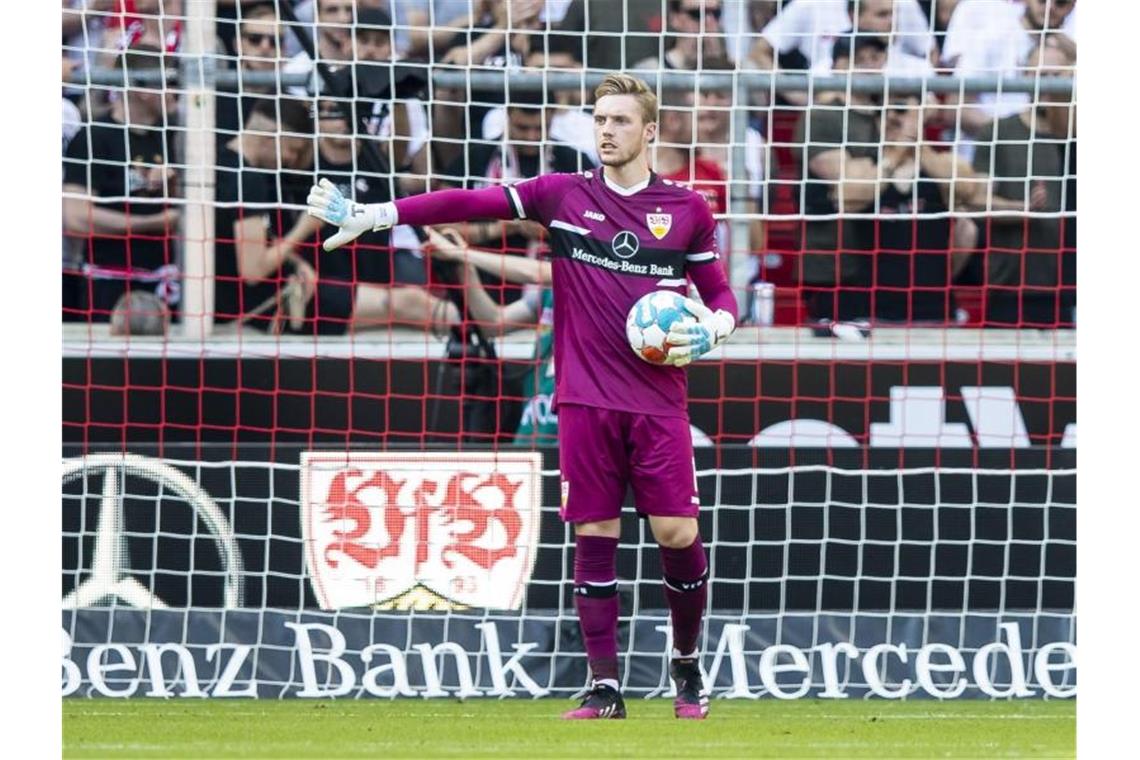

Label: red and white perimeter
[300,452,543,610]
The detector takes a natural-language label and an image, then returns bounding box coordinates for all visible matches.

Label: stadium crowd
[61,0,1077,333]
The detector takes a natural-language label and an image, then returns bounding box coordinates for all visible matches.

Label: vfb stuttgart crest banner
[646,213,672,240]
[300,452,542,611]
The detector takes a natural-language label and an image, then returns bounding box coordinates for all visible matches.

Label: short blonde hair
[593,73,658,125]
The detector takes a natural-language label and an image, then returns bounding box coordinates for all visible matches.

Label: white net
[62,456,1076,699]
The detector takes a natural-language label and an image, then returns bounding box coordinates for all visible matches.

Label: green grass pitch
[63,698,1074,758]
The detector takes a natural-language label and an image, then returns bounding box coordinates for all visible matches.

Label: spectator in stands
[109,290,169,336]
[82,0,183,126]
[439,93,594,303]
[347,5,431,183]
[546,0,661,70]
[655,89,729,216]
[1059,34,1076,323]
[423,227,557,445]
[793,34,888,322]
[62,57,83,150]
[218,3,285,137]
[926,0,963,61]
[403,0,544,66]
[684,76,769,273]
[722,0,779,67]
[634,0,731,70]
[213,98,322,331]
[452,92,595,184]
[443,91,594,232]
[401,1,547,171]
[688,58,766,195]
[398,0,505,63]
[282,0,357,94]
[283,0,387,46]
[971,37,1075,327]
[749,0,934,77]
[349,4,393,61]
[520,50,598,165]
[234,3,283,78]
[394,0,563,63]
[62,45,180,323]
[285,0,392,57]
[310,0,354,62]
[96,0,183,61]
[845,31,984,314]
[63,0,111,119]
[654,87,736,266]
[941,0,1076,138]
[308,99,459,332]
[63,0,114,75]
[480,49,597,164]
[868,93,986,322]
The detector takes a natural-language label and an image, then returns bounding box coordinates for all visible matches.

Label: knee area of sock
[659,535,707,583]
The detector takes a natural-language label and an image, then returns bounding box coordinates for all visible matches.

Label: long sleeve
[684,199,738,320]
[689,260,738,321]
[393,186,516,226]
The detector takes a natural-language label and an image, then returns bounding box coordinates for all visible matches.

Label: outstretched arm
[306,179,516,251]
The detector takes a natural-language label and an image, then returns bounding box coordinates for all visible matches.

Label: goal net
[61,0,1077,700]
[62,455,1074,699]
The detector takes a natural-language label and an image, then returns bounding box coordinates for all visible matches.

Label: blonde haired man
[307,73,738,720]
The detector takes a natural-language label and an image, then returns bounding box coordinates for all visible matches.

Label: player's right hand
[306,178,395,251]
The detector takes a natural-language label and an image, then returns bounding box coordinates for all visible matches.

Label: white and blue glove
[666,298,736,367]
[306,178,396,251]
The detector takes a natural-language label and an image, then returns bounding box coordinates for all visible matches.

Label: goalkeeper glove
[666,298,736,367]
[306,178,397,251]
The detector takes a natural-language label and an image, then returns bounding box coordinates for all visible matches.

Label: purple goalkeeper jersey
[505,170,732,418]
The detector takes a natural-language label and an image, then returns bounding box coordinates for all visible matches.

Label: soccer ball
[626,290,694,365]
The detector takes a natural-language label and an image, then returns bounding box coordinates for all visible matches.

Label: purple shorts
[558,404,700,524]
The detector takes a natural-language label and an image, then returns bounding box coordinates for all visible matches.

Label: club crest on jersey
[646,213,672,240]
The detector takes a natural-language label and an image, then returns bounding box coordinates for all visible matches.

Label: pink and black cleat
[561,683,627,720]
[670,658,710,719]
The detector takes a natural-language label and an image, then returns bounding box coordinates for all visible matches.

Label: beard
[598,145,639,167]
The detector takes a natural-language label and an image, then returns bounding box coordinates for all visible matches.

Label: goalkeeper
[308,73,737,720]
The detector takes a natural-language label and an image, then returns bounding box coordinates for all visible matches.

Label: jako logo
[584,210,605,222]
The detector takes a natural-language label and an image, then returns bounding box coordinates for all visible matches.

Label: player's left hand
[666,298,736,367]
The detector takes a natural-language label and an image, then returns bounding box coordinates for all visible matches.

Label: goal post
[179,0,217,339]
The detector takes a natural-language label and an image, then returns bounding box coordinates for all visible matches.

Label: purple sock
[660,537,709,657]
[573,535,620,683]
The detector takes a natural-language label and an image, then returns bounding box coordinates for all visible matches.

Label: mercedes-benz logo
[611,230,640,259]
[62,454,244,609]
